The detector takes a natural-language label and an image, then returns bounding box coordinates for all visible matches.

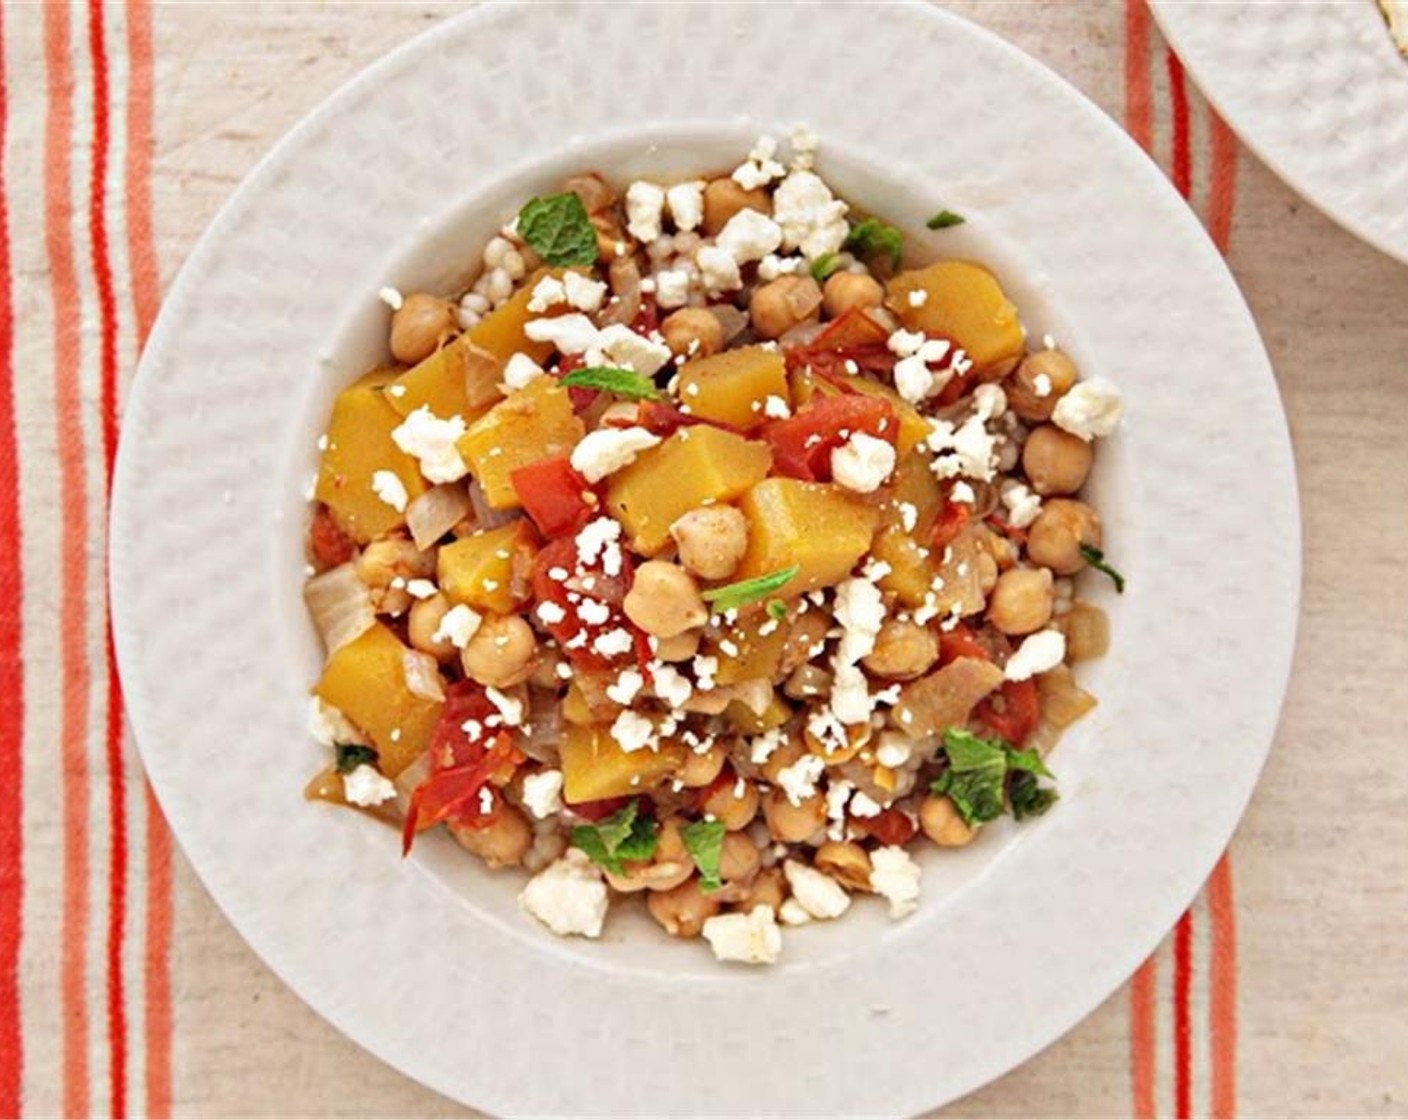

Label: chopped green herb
[560,365,662,401]
[334,744,378,774]
[681,819,727,891]
[701,565,800,612]
[844,217,903,271]
[516,192,599,267]
[766,599,789,622]
[926,209,966,229]
[930,728,1055,827]
[809,252,843,282]
[1010,771,1059,820]
[570,799,658,876]
[1080,545,1127,594]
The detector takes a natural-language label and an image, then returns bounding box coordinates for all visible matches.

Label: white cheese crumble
[1052,378,1123,440]
[593,323,673,377]
[950,480,976,505]
[831,431,896,494]
[575,516,624,573]
[563,271,607,312]
[875,732,913,769]
[783,860,852,920]
[869,846,921,919]
[391,407,469,484]
[308,698,365,747]
[570,426,662,483]
[763,394,792,419]
[592,628,634,658]
[611,710,657,753]
[1033,372,1053,398]
[776,753,825,807]
[716,208,785,264]
[526,275,567,313]
[485,686,525,727]
[624,180,666,243]
[377,286,403,310]
[771,170,850,260]
[1004,629,1067,681]
[519,849,609,938]
[523,312,600,355]
[501,352,545,392]
[405,578,438,600]
[1001,481,1043,529]
[342,764,397,807]
[653,268,691,309]
[788,122,819,170]
[433,604,482,649]
[370,470,409,513]
[665,180,705,232]
[908,289,929,308]
[696,245,742,293]
[702,904,782,965]
[731,135,787,190]
[778,898,812,926]
[651,664,694,709]
[605,669,645,705]
[521,769,564,819]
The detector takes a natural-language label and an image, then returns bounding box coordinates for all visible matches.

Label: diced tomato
[629,293,660,337]
[531,536,640,671]
[859,807,917,847]
[760,394,897,481]
[510,457,597,538]
[938,623,991,666]
[636,400,742,438]
[975,678,1040,745]
[936,367,975,407]
[931,496,971,551]
[309,506,356,570]
[808,307,891,352]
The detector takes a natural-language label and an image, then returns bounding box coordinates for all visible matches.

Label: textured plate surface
[110,3,1300,1114]
[1153,0,1408,264]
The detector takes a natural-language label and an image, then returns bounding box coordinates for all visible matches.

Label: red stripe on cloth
[44,0,94,1112]
[1130,957,1158,1119]
[1173,911,1194,1118]
[1207,855,1238,1117]
[1124,0,1153,153]
[1166,50,1192,199]
[1206,109,1239,256]
[85,0,130,1113]
[0,4,25,1114]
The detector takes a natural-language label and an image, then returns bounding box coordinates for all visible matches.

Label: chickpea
[660,308,724,359]
[678,743,727,788]
[460,613,536,688]
[759,735,807,784]
[783,663,832,702]
[1023,424,1093,496]
[987,567,1055,636]
[719,831,762,884]
[356,537,434,616]
[407,593,456,662]
[389,293,456,366]
[669,506,748,580]
[862,619,939,681]
[779,610,830,675]
[815,841,872,891]
[1006,348,1079,423]
[702,775,760,831]
[736,866,786,913]
[701,177,771,236]
[976,550,1000,595]
[647,879,722,938]
[448,804,533,868]
[654,628,702,663]
[821,271,884,319]
[749,275,823,340]
[920,794,976,848]
[623,561,709,638]
[1026,498,1102,575]
[763,788,827,844]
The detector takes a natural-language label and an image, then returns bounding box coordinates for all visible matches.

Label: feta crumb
[702,904,782,965]
[897,501,919,533]
[485,686,525,727]
[1052,378,1123,440]
[875,734,912,769]
[593,323,673,377]
[605,669,645,705]
[433,604,483,649]
[524,312,600,356]
[519,849,609,938]
[378,286,403,310]
[731,135,787,190]
[893,354,935,405]
[575,517,624,569]
[763,395,792,420]
[611,710,656,753]
[577,599,610,626]
[777,753,825,806]
[309,699,365,748]
[787,122,819,170]
[570,426,662,483]
[501,352,545,392]
[696,245,742,293]
[1004,629,1067,681]
[950,480,976,505]
[887,328,927,358]
[370,470,409,513]
[654,268,691,309]
[833,577,886,664]
[772,170,850,260]
[391,406,469,484]
[521,770,564,819]
[665,180,705,232]
[778,899,812,926]
[831,431,896,493]
[526,274,567,313]
[1001,481,1043,529]
[405,578,438,600]
[849,790,883,818]
[716,208,785,264]
[563,271,607,312]
[692,654,719,691]
[869,846,921,919]
[784,860,852,919]
[651,664,694,709]
[342,764,397,807]
[592,628,634,658]
[536,601,567,626]
[625,180,667,243]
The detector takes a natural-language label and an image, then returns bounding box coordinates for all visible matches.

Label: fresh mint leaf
[926,209,965,229]
[681,819,726,891]
[1010,771,1059,820]
[517,192,599,267]
[1080,545,1126,593]
[844,217,903,271]
[334,743,378,774]
[571,799,658,876]
[930,728,1057,827]
[809,252,843,281]
[701,565,800,612]
[560,365,662,400]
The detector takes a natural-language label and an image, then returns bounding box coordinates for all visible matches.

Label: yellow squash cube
[387,334,503,423]
[437,520,538,615]
[873,450,943,607]
[456,376,584,509]
[734,479,879,593]
[466,273,557,365]
[559,724,686,804]
[676,344,789,430]
[885,260,1025,378]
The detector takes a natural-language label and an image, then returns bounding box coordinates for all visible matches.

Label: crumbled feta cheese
[665,180,705,232]
[834,577,886,664]
[849,790,883,818]
[926,414,1000,483]
[605,669,645,705]
[702,904,782,965]
[654,268,691,309]
[749,726,787,765]
[575,517,624,572]
[756,254,803,281]
[783,860,852,919]
[391,406,469,484]
[308,699,365,748]
[777,753,825,806]
[1052,378,1123,440]
[577,599,610,626]
[763,395,791,419]
[524,312,600,356]
[1001,481,1043,529]
[563,271,607,312]
[378,286,403,310]
[342,764,397,807]
[1033,372,1053,398]
[526,274,567,313]
[778,899,812,926]
[973,383,1007,421]
[1005,629,1067,681]
[593,323,673,377]
[772,170,850,260]
[829,662,874,727]
[370,470,409,513]
[887,328,926,358]
[521,769,564,819]
[652,664,694,709]
[831,431,896,494]
[787,122,819,170]
[692,654,719,691]
[433,604,482,649]
[536,601,567,626]
[570,426,662,483]
[485,686,525,727]
[592,629,634,658]
[696,245,742,293]
[869,846,921,919]
[731,135,787,190]
[611,710,656,753]
[405,578,438,600]
[716,208,785,264]
[908,289,929,308]
[519,849,609,938]
[950,480,976,505]
[893,355,935,405]
[897,501,919,533]
[625,180,667,243]
[501,352,545,392]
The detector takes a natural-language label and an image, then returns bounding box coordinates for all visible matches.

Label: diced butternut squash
[559,723,686,803]
[734,479,879,593]
[676,344,789,430]
[314,622,443,777]
[605,426,772,554]
[885,260,1025,378]
[314,370,428,543]
[387,334,503,422]
[891,656,1004,738]
[706,612,791,686]
[873,450,943,607]
[456,377,584,509]
[437,520,538,614]
[466,272,556,365]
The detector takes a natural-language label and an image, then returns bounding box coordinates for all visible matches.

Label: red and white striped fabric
[0,2,1246,1115]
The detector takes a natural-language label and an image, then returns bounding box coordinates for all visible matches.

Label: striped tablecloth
[3,2,1405,1116]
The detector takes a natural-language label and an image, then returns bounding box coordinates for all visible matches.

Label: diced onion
[707,304,749,345]
[304,562,375,654]
[406,483,470,550]
[778,319,827,348]
[1035,665,1097,729]
[466,477,520,530]
[601,256,641,327]
[1057,602,1110,663]
[730,678,774,717]
[521,687,564,764]
[402,649,446,703]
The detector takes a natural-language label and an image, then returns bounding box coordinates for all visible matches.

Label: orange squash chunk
[885,260,1025,378]
[437,520,538,615]
[676,344,789,430]
[559,724,686,804]
[387,334,503,423]
[456,377,584,509]
[734,479,879,593]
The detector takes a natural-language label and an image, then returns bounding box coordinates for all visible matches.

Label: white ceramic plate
[110,3,1300,1114]
[1153,0,1408,264]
